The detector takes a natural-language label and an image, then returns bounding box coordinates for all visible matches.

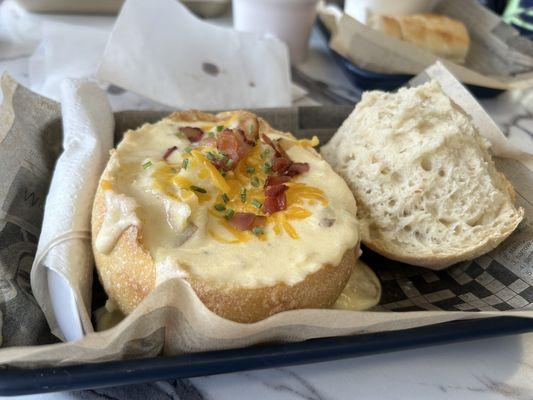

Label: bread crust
[369,13,470,64]
[361,173,523,269]
[92,110,359,322]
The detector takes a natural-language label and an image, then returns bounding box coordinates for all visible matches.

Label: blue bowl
[317,20,504,98]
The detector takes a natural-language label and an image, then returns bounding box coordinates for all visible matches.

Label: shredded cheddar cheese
[151,123,328,243]
[297,136,320,147]
[100,180,112,190]
[190,150,230,193]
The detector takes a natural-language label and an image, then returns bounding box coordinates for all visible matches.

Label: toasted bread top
[321,81,523,269]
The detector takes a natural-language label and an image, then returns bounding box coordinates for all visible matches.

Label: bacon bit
[229,212,266,231]
[237,129,256,146]
[261,134,309,178]
[216,129,251,169]
[285,162,309,177]
[272,156,292,174]
[264,175,290,187]
[265,183,288,198]
[263,192,287,215]
[180,126,204,142]
[261,134,288,158]
[163,146,178,161]
[263,184,288,215]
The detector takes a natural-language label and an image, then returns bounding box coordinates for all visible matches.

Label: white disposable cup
[233,0,319,65]
[344,0,434,24]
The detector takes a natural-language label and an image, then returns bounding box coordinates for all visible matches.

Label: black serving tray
[1,317,533,396]
[1,106,531,396]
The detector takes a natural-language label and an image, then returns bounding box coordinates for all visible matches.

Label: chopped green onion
[221,171,227,177]
[184,146,192,153]
[206,151,217,161]
[251,199,262,209]
[263,163,272,173]
[208,131,215,137]
[226,158,234,168]
[182,158,189,170]
[176,131,185,139]
[251,176,260,187]
[224,209,235,220]
[171,167,178,173]
[221,193,230,203]
[214,204,226,212]
[216,125,224,132]
[240,188,247,203]
[252,226,264,236]
[190,185,207,193]
[248,123,254,134]
[246,166,255,174]
[142,161,153,169]
[260,149,271,160]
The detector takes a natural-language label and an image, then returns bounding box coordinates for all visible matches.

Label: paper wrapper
[97,0,292,110]
[0,63,533,367]
[319,0,533,90]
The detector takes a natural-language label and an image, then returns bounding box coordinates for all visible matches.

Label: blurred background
[1,0,533,150]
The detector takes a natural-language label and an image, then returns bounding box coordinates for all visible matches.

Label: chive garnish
[214,204,226,211]
[224,209,235,220]
[182,158,189,170]
[260,149,271,160]
[246,166,255,174]
[221,193,230,203]
[216,125,224,132]
[252,226,264,235]
[142,161,153,169]
[190,185,207,193]
[251,199,262,209]
[251,176,260,187]
[240,188,247,203]
[263,163,272,173]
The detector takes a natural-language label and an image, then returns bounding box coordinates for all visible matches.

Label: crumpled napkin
[97,0,292,109]
[30,79,114,341]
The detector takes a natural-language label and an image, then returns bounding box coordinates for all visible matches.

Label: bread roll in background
[368,13,470,64]
[321,81,524,269]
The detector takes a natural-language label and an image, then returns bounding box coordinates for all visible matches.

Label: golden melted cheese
[97,115,359,288]
[333,260,381,311]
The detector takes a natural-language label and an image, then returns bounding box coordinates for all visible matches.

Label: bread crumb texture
[321,81,524,268]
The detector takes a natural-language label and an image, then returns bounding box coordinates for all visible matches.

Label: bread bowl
[321,81,524,269]
[92,110,362,322]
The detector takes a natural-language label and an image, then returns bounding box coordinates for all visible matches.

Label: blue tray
[317,20,505,98]
[1,317,533,396]
[1,106,530,396]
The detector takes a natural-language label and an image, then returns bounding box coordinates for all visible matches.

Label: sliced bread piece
[321,81,524,269]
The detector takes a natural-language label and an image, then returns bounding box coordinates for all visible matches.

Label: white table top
[1,1,533,399]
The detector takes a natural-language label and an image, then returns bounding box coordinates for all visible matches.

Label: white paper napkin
[30,79,114,341]
[97,0,292,110]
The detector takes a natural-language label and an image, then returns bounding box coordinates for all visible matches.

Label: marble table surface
[1,1,533,399]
